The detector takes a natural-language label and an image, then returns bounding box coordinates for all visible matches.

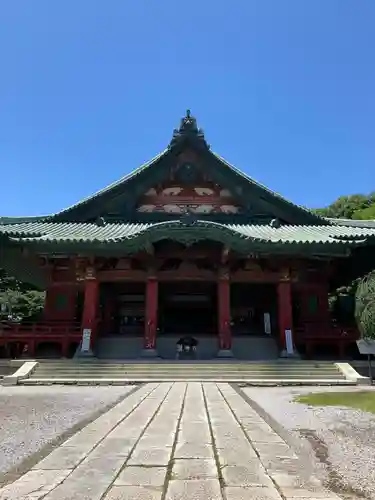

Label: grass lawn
[295,391,375,414]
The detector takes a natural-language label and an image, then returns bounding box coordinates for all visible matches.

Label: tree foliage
[355,271,375,340]
[314,192,375,321]
[313,192,375,220]
[0,269,45,322]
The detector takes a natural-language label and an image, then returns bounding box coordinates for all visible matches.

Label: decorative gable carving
[137,179,242,215]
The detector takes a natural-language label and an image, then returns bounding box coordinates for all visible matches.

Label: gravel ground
[242,385,375,500]
[0,385,133,476]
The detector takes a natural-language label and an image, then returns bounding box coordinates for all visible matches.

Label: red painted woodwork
[98,270,147,282]
[137,180,241,214]
[44,285,78,321]
[0,254,359,360]
[142,195,236,205]
[81,279,99,350]
[230,270,291,283]
[0,321,81,358]
[295,322,359,359]
[218,277,232,350]
[277,280,293,349]
[144,277,158,350]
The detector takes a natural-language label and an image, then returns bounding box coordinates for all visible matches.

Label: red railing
[0,321,81,340]
[295,322,359,342]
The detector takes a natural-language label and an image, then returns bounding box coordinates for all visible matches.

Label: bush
[355,271,375,340]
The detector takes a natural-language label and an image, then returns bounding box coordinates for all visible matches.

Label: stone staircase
[96,335,279,360]
[19,360,354,385]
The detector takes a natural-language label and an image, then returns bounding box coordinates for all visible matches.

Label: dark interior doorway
[158,282,217,335]
[231,283,278,336]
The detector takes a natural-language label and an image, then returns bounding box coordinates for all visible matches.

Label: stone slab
[32,445,88,470]
[221,464,274,487]
[269,472,321,489]
[279,488,341,499]
[115,466,167,487]
[171,459,217,480]
[127,446,174,466]
[105,485,163,500]
[224,486,283,500]
[0,469,71,500]
[174,442,214,459]
[165,479,222,500]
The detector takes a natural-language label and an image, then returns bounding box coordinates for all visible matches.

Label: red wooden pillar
[217,276,233,355]
[277,280,294,354]
[143,277,158,356]
[80,271,99,354]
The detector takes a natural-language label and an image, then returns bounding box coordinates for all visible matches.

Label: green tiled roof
[1,220,374,246]
[39,112,323,224]
[52,151,169,218]
[324,217,375,228]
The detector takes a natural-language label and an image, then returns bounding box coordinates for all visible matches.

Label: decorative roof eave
[6,220,360,257]
[0,238,48,289]
[325,217,375,228]
[8,238,355,258]
[0,215,50,225]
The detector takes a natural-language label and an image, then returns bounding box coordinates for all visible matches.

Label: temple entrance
[230,283,278,336]
[158,282,217,335]
[99,282,146,336]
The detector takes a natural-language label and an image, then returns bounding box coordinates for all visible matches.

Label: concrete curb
[2,361,39,386]
[335,362,371,385]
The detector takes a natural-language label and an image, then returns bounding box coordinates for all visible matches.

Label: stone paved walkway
[0,383,342,500]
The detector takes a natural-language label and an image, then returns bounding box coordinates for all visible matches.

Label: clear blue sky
[1,1,374,216]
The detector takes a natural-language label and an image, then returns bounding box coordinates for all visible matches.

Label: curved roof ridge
[211,151,325,222]
[326,217,375,228]
[51,149,169,218]
[0,216,50,225]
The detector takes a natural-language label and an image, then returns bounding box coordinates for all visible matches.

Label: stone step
[27,370,346,378]
[31,370,340,377]
[29,371,345,379]
[33,363,340,370]
[32,364,341,370]
[34,361,339,366]
[25,361,346,384]
[31,365,343,372]
[21,377,355,386]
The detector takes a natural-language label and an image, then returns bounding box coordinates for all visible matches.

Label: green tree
[314,192,375,220]
[0,269,45,322]
[355,271,375,340]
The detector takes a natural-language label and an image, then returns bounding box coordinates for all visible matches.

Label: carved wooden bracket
[75,259,97,281]
[218,266,230,280]
[85,266,96,280]
[244,260,262,272]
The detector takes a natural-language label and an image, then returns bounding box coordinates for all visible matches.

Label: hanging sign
[264,312,271,335]
[285,329,294,354]
[81,329,91,352]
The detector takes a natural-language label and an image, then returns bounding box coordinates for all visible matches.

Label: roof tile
[1,220,375,245]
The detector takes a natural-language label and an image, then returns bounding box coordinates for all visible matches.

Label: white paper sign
[356,339,375,355]
[81,329,91,352]
[264,313,271,335]
[285,329,294,354]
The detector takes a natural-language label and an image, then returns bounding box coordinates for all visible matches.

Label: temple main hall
[1,111,375,360]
